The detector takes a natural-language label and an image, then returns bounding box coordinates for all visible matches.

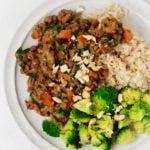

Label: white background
[0,0,47,150]
[1,0,150,150]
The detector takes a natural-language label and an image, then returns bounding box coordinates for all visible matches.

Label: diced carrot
[123,30,133,43]
[31,26,40,39]
[77,35,87,44]
[40,92,53,106]
[57,29,72,39]
[103,27,115,34]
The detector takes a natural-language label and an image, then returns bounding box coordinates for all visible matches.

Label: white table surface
[1,0,150,150]
[0,1,47,150]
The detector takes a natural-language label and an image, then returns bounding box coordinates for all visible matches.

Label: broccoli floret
[115,127,135,144]
[141,91,150,106]
[121,86,142,107]
[133,121,145,134]
[131,112,150,135]
[142,116,150,134]
[42,120,60,137]
[144,105,150,116]
[145,123,150,134]
[62,118,78,131]
[68,144,78,150]
[73,98,94,115]
[60,130,80,149]
[94,138,111,150]
[60,130,76,147]
[128,101,148,121]
[89,127,104,147]
[118,116,132,129]
[60,119,80,149]
[70,109,91,124]
[142,116,150,124]
[118,108,132,129]
[94,115,114,138]
[78,124,90,145]
[119,108,128,115]
[92,86,118,115]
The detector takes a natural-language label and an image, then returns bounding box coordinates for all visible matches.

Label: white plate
[4,0,150,150]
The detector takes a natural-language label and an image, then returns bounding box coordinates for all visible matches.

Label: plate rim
[4,0,150,150]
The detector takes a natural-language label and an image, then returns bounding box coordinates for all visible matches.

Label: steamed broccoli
[94,138,111,150]
[133,121,145,134]
[73,98,94,115]
[118,116,132,129]
[78,124,90,145]
[142,116,150,134]
[42,120,60,137]
[142,116,150,124]
[89,127,104,147]
[61,130,77,147]
[88,115,113,147]
[118,100,150,129]
[115,127,135,144]
[92,86,118,115]
[145,126,150,134]
[89,122,111,150]
[118,99,150,131]
[119,108,129,115]
[141,91,150,106]
[70,109,91,124]
[67,144,79,150]
[62,118,78,131]
[128,101,149,121]
[121,86,142,107]
[61,130,80,149]
[94,115,114,138]
[145,124,150,134]
[60,119,80,149]
[117,108,132,129]
[42,85,150,149]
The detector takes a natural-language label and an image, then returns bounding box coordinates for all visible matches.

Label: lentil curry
[16,9,132,124]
